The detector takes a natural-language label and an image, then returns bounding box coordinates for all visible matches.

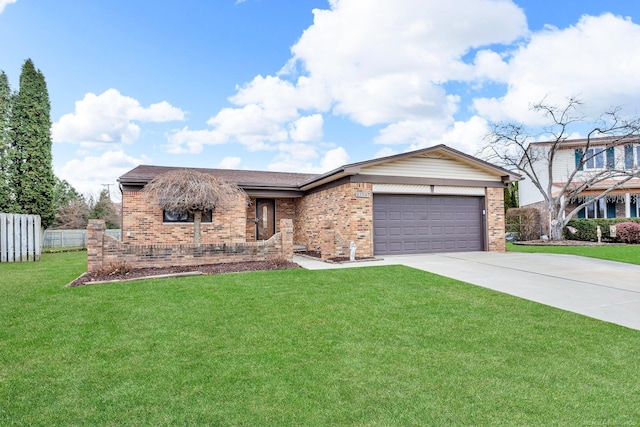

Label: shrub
[267,254,290,269]
[565,219,600,241]
[565,218,640,241]
[506,208,540,241]
[99,262,130,276]
[614,222,640,244]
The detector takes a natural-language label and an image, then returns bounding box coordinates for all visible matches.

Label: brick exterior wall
[485,187,506,252]
[295,182,373,258]
[121,190,247,245]
[87,218,293,273]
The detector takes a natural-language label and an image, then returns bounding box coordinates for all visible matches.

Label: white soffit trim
[372,184,485,196]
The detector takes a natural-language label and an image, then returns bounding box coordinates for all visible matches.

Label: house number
[355,192,371,198]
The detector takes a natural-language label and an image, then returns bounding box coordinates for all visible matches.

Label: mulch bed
[68,260,300,287]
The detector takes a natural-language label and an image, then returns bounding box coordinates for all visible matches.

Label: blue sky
[1,0,640,198]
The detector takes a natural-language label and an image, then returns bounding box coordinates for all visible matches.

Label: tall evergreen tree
[9,59,55,226]
[0,70,15,212]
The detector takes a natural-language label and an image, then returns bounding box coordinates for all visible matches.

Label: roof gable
[359,152,502,181]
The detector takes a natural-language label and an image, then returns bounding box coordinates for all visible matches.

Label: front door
[256,199,276,240]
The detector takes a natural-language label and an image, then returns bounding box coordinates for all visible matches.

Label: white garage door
[373,194,484,255]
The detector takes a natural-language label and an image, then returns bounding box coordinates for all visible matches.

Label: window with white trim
[631,195,639,218]
[585,148,605,169]
[577,198,617,219]
[624,144,640,169]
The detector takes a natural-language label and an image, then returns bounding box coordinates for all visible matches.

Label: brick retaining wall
[88,218,293,273]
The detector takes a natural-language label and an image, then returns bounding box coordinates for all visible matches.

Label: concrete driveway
[294,252,640,331]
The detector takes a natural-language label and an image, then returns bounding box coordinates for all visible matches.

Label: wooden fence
[0,213,42,262]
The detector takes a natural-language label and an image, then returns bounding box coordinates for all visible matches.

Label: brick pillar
[280,218,293,261]
[87,219,106,273]
[486,187,506,252]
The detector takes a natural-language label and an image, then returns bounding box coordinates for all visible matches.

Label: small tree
[89,189,120,229]
[53,176,80,209]
[50,177,91,229]
[482,97,640,240]
[143,169,248,243]
[503,181,518,212]
[52,197,91,229]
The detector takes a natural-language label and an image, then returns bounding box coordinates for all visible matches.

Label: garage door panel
[374,194,484,255]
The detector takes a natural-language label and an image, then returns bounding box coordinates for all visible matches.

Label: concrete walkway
[294,252,640,331]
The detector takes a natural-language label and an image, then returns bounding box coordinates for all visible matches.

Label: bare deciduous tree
[143,169,248,243]
[52,198,91,229]
[481,97,640,240]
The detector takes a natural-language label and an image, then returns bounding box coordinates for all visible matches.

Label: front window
[163,210,212,223]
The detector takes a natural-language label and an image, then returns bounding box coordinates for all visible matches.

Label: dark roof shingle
[119,165,320,188]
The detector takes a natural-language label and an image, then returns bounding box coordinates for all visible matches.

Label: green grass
[1,252,639,426]
[507,242,640,265]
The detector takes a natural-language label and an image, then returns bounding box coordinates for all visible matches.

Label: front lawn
[507,241,640,265]
[1,252,639,425]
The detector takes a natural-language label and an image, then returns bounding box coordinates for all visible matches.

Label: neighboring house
[118,145,520,257]
[519,136,640,231]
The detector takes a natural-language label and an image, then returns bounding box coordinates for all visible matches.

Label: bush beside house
[615,222,640,243]
[506,208,541,241]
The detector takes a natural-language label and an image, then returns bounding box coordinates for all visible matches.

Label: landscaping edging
[66,260,301,287]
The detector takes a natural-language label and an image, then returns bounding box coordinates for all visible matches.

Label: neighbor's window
[577,198,616,219]
[163,210,212,223]
[624,144,640,169]
[585,148,605,169]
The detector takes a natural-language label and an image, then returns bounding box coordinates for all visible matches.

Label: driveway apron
[294,252,640,331]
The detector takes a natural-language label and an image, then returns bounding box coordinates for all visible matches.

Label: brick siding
[485,187,506,252]
[295,183,373,258]
[122,191,247,245]
[87,218,293,273]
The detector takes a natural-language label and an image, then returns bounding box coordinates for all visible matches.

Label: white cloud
[474,14,640,124]
[276,142,319,162]
[0,0,16,14]
[375,119,452,146]
[217,156,242,169]
[52,89,185,145]
[374,147,398,159]
[374,115,490,155]
[56,150,147,196]
[166,127,227,154]
[178,0,526,161]
[321,146,350,170]
[407,116,491,155]
[267,146,349,173]
[290,0,527,125]
[289,114,323,142]
[207,104,290,149]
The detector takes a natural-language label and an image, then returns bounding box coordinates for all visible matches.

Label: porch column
[625,193,631,218]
